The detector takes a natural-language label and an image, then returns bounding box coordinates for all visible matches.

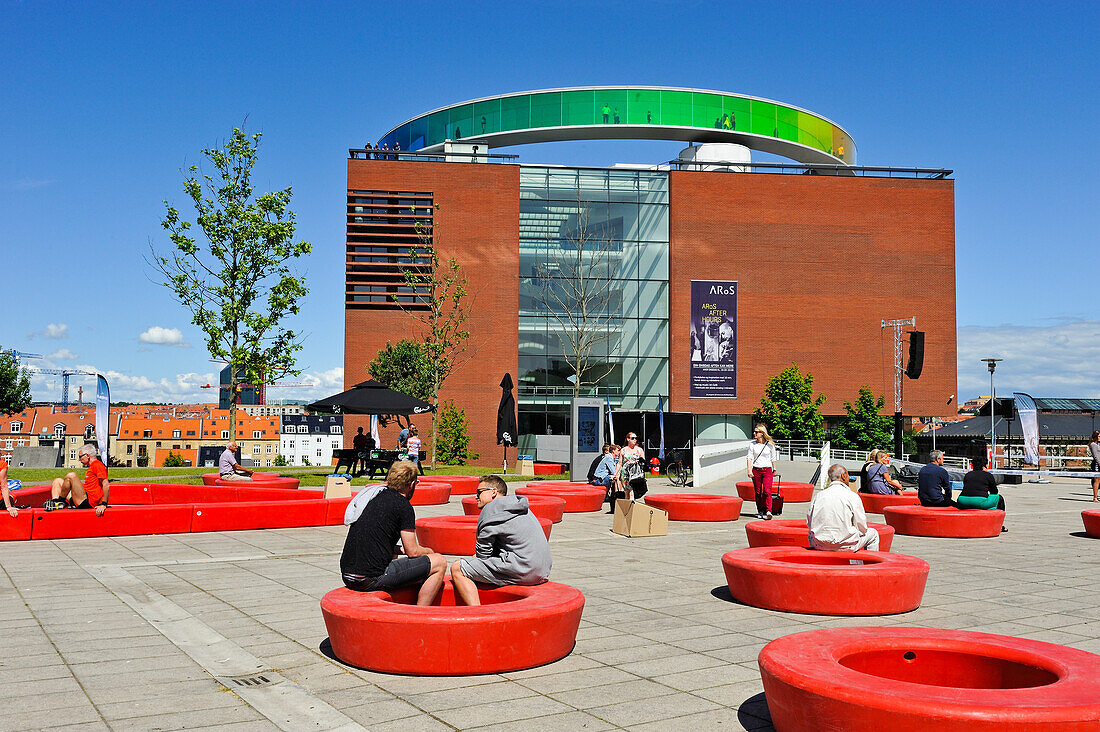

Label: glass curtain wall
[518,166,670,436]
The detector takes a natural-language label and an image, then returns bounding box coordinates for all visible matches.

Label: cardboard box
[612,501,668,538]
[517,459,535,477]
[324,474,351,499]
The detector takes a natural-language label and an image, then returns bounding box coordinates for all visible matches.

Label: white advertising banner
[1013,392,1040,465]
[96,375,110,471]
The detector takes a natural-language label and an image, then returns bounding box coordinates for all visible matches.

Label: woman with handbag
[617,432,648,503]
[747,425,779,519]
[1089,431,1100,502]
[865,451,904,495]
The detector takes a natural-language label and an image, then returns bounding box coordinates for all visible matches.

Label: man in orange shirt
[49,445,109,516]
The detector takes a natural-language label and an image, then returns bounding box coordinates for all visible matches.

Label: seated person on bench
[586,444,610,485]
[47,445,109,516]
[2,458,18,518]
[917,450,955,507]
[957,456,1006,514]
[340,461,446,605]
[219,441,253,481]
[450,475,553,606]
[807,464,879,552]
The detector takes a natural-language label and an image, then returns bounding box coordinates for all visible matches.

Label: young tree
[0,352,32,415]
[153,128,311,437]
[830,386,893,450]
[525,196,618,397]
[435,400,480,465]
[367,340,434,402]
[393,206,471,464]
[162,451,185,467]
[753,364,827,440]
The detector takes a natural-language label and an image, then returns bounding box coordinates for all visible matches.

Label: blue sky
[2,1,1097,407]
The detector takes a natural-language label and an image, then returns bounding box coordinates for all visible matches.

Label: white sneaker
[765,512,773,520]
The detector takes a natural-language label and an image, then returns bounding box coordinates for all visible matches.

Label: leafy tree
[136,454,150,468]
[272,454,288,467]
[0,352,32,415]
[368,340,434,402]
[830,387,892,450]
[753,364,826,440]
[394,206,471,464]
[435,400,479,465]
[162,451,185,467]
[152,127,311,438]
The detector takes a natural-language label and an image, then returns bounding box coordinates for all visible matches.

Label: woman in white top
[747,424,779,519]
[405,426,422,463]
[616,432,648,504]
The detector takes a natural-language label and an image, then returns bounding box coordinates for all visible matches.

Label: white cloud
[957,318,1100,400]
[28,323,68,340]
[47,348,77,361]
[139,326,187,346]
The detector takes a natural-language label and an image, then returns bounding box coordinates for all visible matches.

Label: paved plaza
[2,475,1098,731]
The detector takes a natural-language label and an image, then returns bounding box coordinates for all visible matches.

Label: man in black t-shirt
[340,461,446,605]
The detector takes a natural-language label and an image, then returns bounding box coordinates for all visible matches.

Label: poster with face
[690,280,737,398]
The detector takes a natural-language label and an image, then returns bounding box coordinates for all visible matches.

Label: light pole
[981,359,1002,466]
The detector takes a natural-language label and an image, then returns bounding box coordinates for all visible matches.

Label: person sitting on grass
[957,456,1007,532]
[47,444,109,516]
[807,464,879,552]
[340,461,446,605]
[218,440,253,481]
[450,475,553,607]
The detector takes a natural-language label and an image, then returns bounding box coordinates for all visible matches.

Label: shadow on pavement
[737,691,774,730]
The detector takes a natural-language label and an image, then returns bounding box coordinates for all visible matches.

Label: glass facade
[379,87,855,164]
[518,166,669,435]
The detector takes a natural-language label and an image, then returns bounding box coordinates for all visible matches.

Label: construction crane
[25,368,97,412]
[0,347,43,362]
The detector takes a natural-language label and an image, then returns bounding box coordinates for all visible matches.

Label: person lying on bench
[340,461,446,605]
[807,464,879,551]
[451,475,553,606]
[46,445,109,516]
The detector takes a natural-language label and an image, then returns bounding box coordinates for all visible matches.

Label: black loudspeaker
[905,331,925,379]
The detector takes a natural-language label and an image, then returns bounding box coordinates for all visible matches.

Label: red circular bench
[644,494,743,521]
[320,579,585,675]
[419,475,479,495]
[884,505,1004,537]
[202,472,301,490]
[1082,509,1100,538]
[462,495,566,524]
[524,481,592,490]
[745,518,895,552]
[721,546,928,615]
[415,515,552,555]
[408,482,451,506]
[516,485,604,513]
[859,491,920,514]
[736,481,815,503]
[759,627,1100,731]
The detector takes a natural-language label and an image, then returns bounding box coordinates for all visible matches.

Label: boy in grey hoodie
[451,475,553,606]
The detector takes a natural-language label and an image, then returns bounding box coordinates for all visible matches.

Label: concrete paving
[1,474,1098,731]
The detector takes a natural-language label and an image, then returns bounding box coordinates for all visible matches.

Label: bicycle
[666,448,693,487]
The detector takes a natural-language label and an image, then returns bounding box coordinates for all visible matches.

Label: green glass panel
[500,95,530,131]
[562,89,595,126]
[530,92,562,128]
[427,111,448,146]
[776,105,799,142]
[473,99,500,136]
[408,117,429,150]
[798,113,831,152]
[693,92,726,129]
[723,97,749,131]
[448,103,473,140]
[661,90,693,126]
[750,100,777,137]
[627,89,661,124]
[600,90,628,125]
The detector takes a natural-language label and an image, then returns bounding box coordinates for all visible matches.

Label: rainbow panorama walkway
[1,473,1098,731]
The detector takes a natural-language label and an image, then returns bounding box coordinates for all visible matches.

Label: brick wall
[344,160,520,464]
[669,171,956,418]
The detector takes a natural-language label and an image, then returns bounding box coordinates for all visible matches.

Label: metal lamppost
[981,359,1002,465]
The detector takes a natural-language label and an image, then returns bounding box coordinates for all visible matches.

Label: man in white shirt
[807,464,879,552]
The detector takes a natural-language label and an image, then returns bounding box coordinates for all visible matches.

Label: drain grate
[226,674,274,687]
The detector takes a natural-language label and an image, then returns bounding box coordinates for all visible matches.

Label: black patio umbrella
[497,373,517,470]
[307,380,435,417]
